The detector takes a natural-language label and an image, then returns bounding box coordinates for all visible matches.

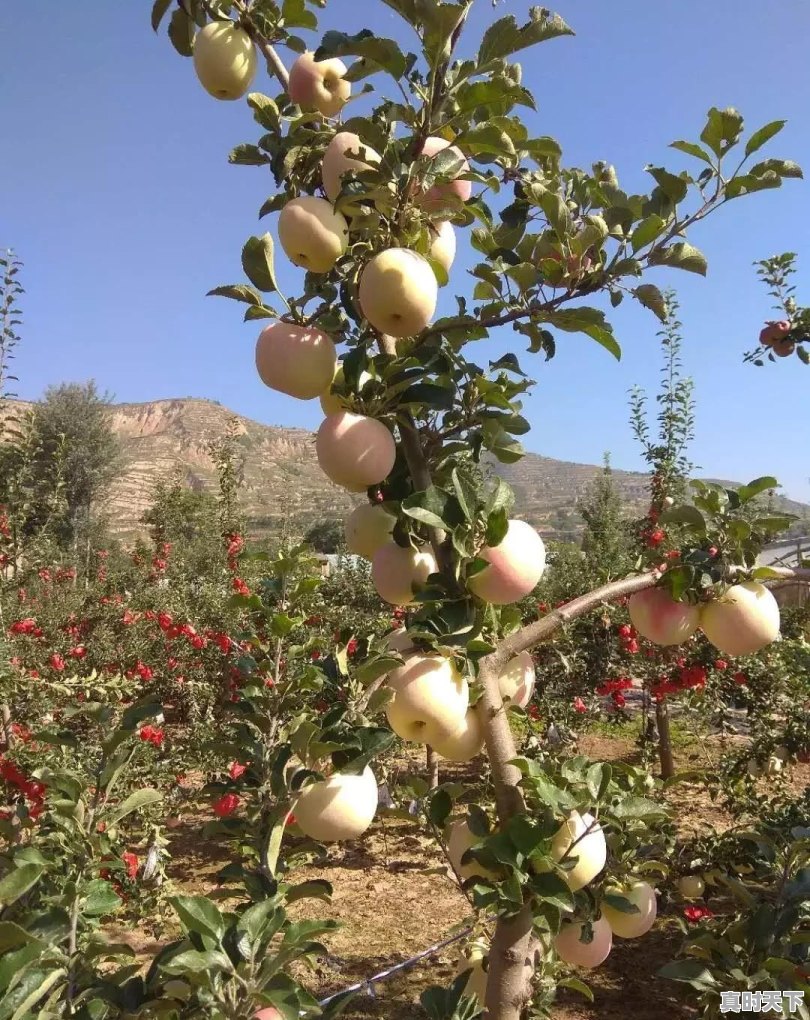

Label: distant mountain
[6,398,809,544]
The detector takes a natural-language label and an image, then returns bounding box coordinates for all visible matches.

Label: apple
[456,941,488,1006]
[316,411,396,492]
[344,504,395,560]
[385,627,416,654]
[416,136,472,212]
[765,755,783,776]
[468,519,546,605]
[322,131,381,204]
[541,811,606,891]
[431,706,485,762]
[747,759,762,778]
[773,744,790,762]
[288,51,351,118]
[602,880,657,938]
[320,364,372,416]
[772,337,795,358]
[255,323,336,400]
[372,542,437,605]
[554,916,613,968]
[385,653,469,744]
[193,21,257,101]
[358,248,438,338]
[254,1009,281,1020]
[446,818,499,882]
[277,196,348,273]
[759,320,791,347]
[429,221,456,276]
[678,875,705,899]
[700,581,780,656]
[292,765,378,841]
[498,651,536,709]
[628,587,701,646]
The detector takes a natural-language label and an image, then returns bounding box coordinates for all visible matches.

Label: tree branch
[231,0,291,89]
[494,565,810,668]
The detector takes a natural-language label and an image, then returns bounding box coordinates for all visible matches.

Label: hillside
[7,398,809,544]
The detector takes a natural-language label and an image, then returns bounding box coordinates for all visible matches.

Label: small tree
[578,455,634,583]
[147,5,810,1017]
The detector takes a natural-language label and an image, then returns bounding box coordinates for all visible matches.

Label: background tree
[304,518,343,553]
[578,455,634,583]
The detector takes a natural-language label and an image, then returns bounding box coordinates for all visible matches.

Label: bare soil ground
[119,730,809,1020]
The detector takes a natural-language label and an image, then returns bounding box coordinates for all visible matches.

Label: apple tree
[152,1,810,1016]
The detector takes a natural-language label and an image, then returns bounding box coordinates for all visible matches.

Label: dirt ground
[135,730,809,1020]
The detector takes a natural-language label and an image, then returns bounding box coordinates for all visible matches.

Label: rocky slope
[7,398,808,544]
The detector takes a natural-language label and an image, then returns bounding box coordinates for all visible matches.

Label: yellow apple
[292,765,377,841]
[429,221,456,276]
[288,51,351,117]
[371,542,437,605]
[700,581,780,656]
[385,653,468,744]
[358,248,438,338]
[431,706,485,762]
[498,651,536,709]
[456,941,488,1006]
[468,519,546,605]
[544,811,606,891]
[446,819,499,882]
[322,131,381,204]
[765,755,783,775]
[192,21,257,100]
[554,916,612,968]
[319,364,372,416]
[678,875,705,899]
[255,322,336,400]
[602,880,657,938]
[277,196,348,273]
[416,136,472,212]
[344,504,395,560]
[316,412,396,492]
[628,587,701,646]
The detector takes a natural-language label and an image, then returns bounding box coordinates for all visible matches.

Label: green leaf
[8,967,66,1020]
[559,976,594,1002]
[658,959,719,991]
[355,655,402,684]
[168,8,195,57]
[669,140,714,165]
[478,8,574,64]
[0,923,40,954]
[162,949,233,974]
[530,871,575,911]
[428,789,452,829]
[745,120,786,157]
[648,241,708,276]
[171,895,226,942]
[107,788,162,824]
[544,307,621,360]
[247,93,280,130]
[660,505,706,531]
[402,486,453,530]
[399,382,455,410]
[286,879,333,905]
[207,284,264,305]
[229,144,272,167]
[315,30,407,79]
[242,234,279,294]
[151,0,173,32]
[485,507,509,547]
[737,476,778,504]
[83,879,122,917]
[603,892,640,915]
[631,214,666,253]
[749,157,804,179]
[611,796,667,820]
[0,864,44,907]
[632,284,669,322]
[700,106,744,157]
[281,0,318,30]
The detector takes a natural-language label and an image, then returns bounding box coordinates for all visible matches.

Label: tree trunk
[426,745,439,790]
[1,704,13,750]
[478,656,534,1019]
[655,699,675,779]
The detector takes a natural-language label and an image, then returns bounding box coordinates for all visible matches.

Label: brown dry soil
[120,733,809,1020]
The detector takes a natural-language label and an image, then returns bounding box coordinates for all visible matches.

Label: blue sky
[1,1,808,500]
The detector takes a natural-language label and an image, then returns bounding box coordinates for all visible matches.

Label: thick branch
[496,565,810,668]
